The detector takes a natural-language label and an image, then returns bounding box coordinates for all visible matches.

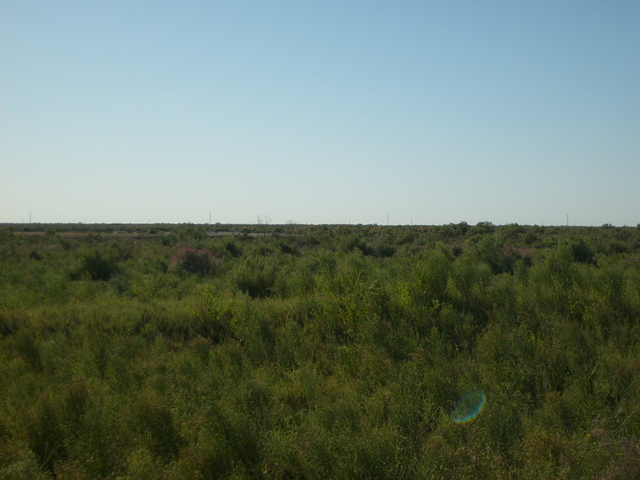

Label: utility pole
[567,214,569,227]
[387,213,389,226]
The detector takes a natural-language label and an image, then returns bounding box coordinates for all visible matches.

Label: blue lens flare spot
[451,390,486,423]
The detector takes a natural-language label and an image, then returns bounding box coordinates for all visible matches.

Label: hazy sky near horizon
[2,1,639,226]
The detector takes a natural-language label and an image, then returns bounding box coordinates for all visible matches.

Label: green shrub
[14,331,43,373]
[134,393,185,462]
[234,258,277,298]
[75,251,119,281]
[25,398,67,475]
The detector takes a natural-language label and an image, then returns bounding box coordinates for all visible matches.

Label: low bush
[169,247,219,276]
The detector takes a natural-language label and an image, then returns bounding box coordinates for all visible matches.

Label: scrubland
[1,222,639,479]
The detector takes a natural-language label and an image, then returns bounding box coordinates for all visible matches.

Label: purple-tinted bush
[169,247,219,275]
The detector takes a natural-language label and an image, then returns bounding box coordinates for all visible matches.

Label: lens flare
[451,390,486,423]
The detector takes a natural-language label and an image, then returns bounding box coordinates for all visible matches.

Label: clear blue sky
[2,1,639,226]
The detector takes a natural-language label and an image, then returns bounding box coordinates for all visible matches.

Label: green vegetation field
[1,222,639,479]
